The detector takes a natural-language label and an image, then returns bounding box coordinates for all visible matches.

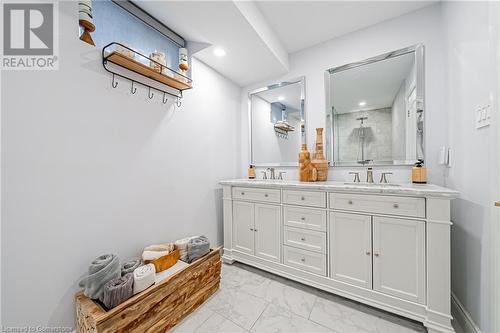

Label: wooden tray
[105,51,193,91]
[144,247,180,273]
[76,247,221,333]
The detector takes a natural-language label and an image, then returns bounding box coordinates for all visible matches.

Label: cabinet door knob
[301,217,306,221]
[301,237,306,241]
[254,229,258,232]
[393,203,399,208]
[374,253,380,257]
[250,228,254,231]
[264,194,269,197]
[301,196,305,201]
[301,258,306,262]
[366,251,371,256]
[348,200,353,205]
[241,192,245,195]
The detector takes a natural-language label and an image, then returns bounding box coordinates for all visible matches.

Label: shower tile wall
[335,108,393,162]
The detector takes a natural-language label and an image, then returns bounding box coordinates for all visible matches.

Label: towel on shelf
[133,263,156,294]
[121,258,142,276]
[102,273,134,309]
[175,237,192,262]
[187,236,210,263]
[78,254,121,302]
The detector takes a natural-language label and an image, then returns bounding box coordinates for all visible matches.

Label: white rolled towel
[175,237,192,262]
[142,250,169,261]
[133,263,156,295]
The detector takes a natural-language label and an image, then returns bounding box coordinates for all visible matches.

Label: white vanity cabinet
[221,180,459,333]
[231,188,281,263]
[330,212,372,289]
[372,216,426,303]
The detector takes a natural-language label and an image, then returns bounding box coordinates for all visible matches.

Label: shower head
[356,116,368,126]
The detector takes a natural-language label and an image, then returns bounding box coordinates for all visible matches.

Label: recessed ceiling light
[278,96,285,101]
[213,48,226,57]
[359,101,367,106]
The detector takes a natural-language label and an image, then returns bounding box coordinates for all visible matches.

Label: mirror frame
[249,76,306,167]
[324,44,425,167]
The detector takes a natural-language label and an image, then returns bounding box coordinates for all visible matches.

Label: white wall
[240,4,446,184]
[1,1,240,328]
[442,2,499,331]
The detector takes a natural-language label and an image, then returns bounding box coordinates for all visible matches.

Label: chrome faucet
[380,172,393,184]
[267,167,276,180]
[349,172,361,183]
[366,167,374,183]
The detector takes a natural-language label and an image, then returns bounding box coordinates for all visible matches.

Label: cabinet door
[373,216,425,304]
[330,212,372,289]
[232,201,255,255]
[254,203,281,262]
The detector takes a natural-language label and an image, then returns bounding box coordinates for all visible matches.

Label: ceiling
[133,1,436,86]
[331,52,415,113]
[254,82,303,110]
[255,1,436,53]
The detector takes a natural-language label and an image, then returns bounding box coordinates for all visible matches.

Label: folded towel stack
[187,236,210,263]
[142,243,175,261]
[102,273,134,309]
[175,237,191,262]
[78,254,121,302]
[121,258,142,276]
[133,263,156,294]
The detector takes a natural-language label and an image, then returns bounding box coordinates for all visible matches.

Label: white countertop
[219,179,459,198]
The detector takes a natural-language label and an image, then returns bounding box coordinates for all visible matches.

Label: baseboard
[451,292,482,333]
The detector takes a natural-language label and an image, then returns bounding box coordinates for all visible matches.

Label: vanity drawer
[284,226,326,254]
[283,246,327,276]
[283,190,326,208]
[232,187,281,203]
[330,193,425,218]
[284,206,327,232]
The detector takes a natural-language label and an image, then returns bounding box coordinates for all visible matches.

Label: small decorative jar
[149,50,166,73]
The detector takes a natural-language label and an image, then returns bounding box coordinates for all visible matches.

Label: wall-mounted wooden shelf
[105,51,192,91]
[102,42,192,106]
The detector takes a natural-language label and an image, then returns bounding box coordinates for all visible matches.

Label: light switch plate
[476,104,491,129]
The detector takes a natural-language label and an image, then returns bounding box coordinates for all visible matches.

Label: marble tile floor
[170,262,463,333]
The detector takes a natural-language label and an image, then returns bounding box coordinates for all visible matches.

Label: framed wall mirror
[249,77,306,166]
[325,45,425,166]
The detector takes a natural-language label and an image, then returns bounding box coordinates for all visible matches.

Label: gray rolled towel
[78,254,121,302]
[187,236,210,263]
[102,273,134,309]
[121,258,142,276]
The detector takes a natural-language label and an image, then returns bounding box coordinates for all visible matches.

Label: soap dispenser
[412,159,427,184]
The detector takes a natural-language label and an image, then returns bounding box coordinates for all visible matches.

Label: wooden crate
[76,248,221,333]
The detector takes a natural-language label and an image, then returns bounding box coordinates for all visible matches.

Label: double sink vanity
[223,44,459,333]
[220,179,458,333]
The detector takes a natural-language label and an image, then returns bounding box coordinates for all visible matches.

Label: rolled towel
[187,236,210,263]
[102,273,134,309]
[175,237,191,262]
[144,243,175,252]
[142,243,175,261]
[121,258,142,276]
[78,254,121,302]
[133,263,156,294]
[142,250,169,261]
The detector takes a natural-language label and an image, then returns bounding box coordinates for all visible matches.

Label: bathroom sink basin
[343,182,401,187]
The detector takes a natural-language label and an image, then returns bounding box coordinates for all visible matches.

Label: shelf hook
[176,97,182,108]
[131,81,137,94]
[148,87,154,99]
[111,74,118,88]
[163,93,168,104]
